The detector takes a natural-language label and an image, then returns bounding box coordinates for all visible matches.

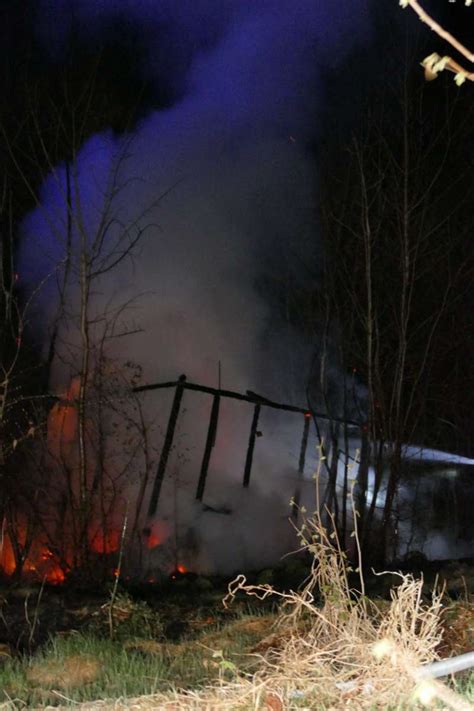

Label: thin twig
[403,0,474,64]
[108,510,128,640]
[402,0,474,83]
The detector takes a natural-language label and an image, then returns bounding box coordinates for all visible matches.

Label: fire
[0,529,67,584]
[146,532,161,549]
[1,511,172,584]
[171,564,187,580]
[89,530,120,554]
[47,378,81,457]
[44,567,66,585]
[0,534,16,576]
[142,522,169,550]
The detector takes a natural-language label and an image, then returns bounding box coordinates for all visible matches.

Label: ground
[0,556,473,709]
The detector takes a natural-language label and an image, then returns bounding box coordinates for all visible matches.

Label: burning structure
[2,360,474,585]
[2,1,472,586]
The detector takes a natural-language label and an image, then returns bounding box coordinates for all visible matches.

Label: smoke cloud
[19,1,372,574]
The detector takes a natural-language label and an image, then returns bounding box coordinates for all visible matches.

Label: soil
[0,570,273,656]
[1,556,473,658]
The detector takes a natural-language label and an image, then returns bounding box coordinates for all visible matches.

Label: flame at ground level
[0,532,66,584]
[89,530,121,554]
[0,519,175,584]
[142,522,169,550]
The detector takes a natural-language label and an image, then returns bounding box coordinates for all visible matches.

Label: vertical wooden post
[243,404,261,487]
[298,414,311,473]
[196,393,220,500]
[291,413,311,519]
[147,375,186,517]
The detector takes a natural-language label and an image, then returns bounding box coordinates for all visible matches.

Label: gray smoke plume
[19,1,372,574]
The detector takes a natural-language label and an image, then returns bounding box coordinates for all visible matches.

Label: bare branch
[401,0,474,83]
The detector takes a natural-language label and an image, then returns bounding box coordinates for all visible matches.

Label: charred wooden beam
[202,503,232,514]
[291,413,311,519]
[133,378,361,428]
[243,403,261,487]
[299,414,311,473]
[196,394,220,500]
[133,379,179,393]
[147,374,187,517]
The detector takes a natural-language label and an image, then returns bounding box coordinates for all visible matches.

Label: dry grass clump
[146,511,465,710]
[26,654,101,689]
[90,592,164,641]
[440,600,474,657]
[215,511,447,710]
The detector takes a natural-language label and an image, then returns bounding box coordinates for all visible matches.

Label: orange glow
[0,528,68,584]
[145,532,161,549]
[0,534,16,575]
[47,378,81,456]
[143,521,169,550]
[45,567,66,585]
[89,530,120,554]
[1,512,173,585]
[176,564,186,574]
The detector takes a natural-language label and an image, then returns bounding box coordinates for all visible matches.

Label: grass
[454,673,474,704]
[0,634,162,706]
[0,608,274,708]
[1,515,474,709]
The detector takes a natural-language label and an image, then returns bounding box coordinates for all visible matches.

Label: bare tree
[318,49,473,563]
[0,71,165,581]
[0,172,57,578]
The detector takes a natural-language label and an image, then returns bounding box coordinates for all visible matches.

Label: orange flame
[0,529,67,584]
[145,532,161,549]
[142,521,169,550]
[0,534,16,576]
[47,379,81,457]
[44,567,66,585]
[89,530,120,554]
[1,511,172,584]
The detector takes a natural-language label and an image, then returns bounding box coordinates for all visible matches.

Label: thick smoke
[26,0,371,394]
[19,1,371,574]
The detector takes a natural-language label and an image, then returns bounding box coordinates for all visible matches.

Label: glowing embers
[0,527,67,585]
[170,563,187,580]
[0,531,17,576]
[40,563,66,585]
[0,516,129,584]
[142,521,168,550]
[47,378,81,457]
[89,529,120,554]
[0,514,175,584]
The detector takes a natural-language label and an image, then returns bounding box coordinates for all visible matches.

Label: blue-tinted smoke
[18,1,373,573]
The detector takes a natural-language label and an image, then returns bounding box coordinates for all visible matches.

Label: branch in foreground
[400,0,474,84]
